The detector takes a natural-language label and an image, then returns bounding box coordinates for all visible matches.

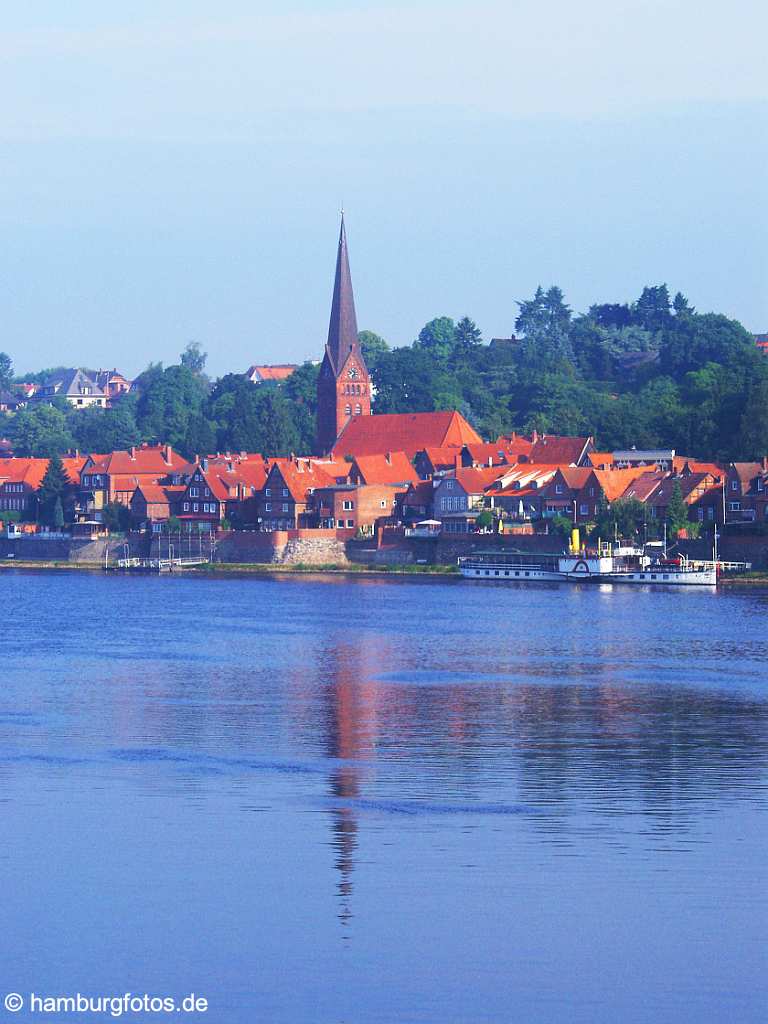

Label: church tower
[316,215,372,455]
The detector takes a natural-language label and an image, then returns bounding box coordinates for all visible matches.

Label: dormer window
[555,484,563,494]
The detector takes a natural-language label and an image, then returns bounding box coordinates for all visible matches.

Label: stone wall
[213,529,350,566]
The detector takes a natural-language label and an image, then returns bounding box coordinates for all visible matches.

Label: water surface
[2,572,767,1023]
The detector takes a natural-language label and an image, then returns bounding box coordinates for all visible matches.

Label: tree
[52,497,65,530]
[68,399,141,454]
[413,317,457,359]
[0,352,13,390]
[475,509,494,532]
[102,501,132,533]
[9,405,74,457]
[37,455,70,526]
[672,291,695,317]
[592,498,647,542]
[633,285,671,332]
[666,481,689,538]
[134,364,208,455]
[180,342,208,376]
[358,330,389,366]
[454,317,482,352]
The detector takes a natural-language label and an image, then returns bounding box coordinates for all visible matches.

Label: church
[315,215,372,455]
[315,217,481,456]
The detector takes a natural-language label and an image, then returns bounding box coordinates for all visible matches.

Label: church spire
[326,213,359,372]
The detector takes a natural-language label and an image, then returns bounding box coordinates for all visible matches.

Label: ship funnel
[570,527,580,554]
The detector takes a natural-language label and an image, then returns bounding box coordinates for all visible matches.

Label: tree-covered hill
[3,285,766,460]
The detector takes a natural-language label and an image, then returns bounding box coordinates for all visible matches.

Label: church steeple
[326,214,360,373]
[316,214,372,456]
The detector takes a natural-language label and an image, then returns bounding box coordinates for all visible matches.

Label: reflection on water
[1,572,767,1024]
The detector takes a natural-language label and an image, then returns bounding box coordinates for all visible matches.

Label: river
[2,571,766,1023]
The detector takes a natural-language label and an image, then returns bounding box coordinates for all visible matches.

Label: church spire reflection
[321,638,383,931]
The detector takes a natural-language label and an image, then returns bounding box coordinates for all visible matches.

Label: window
[698,508,704,521]
[707,507,714,521]
[588,487,595,496]
[728,501,741,512]
[337,519,344,528]
[183,502,189,511]
[202,503,209,512]
[345,404,351,415]
[265,487,271,496]
[282,503,289,512]
[346,519,354,528]
[190,487,199,497]
[555,484,563,494]
[380,500,387,508]
[282,488,289,497]
[446,480,454,490]
[342,500,354,510]
[204,488,210,497]
[731,480,738,491]
[579,504,589,515]
[354,404,362,415]
[265,502,272,511]
[210,503,217,513]
[193,503,198,512]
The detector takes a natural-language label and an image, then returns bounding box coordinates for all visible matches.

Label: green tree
[413,317,457,359]
[9,404,74,457]
[68,399,141,454]
[592,498,647,542]
[0,352,13,390]
[633,284,671,331]
[666,481,689,538]
[454,316,482,352]
[358,330,389,366]
[102,501,132,533]
[134,364,208,455]
[52,497,65,530]
[37,454,70,526]
[180,342,208,376]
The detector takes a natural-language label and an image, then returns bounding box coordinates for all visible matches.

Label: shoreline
[0,559,461,579]
[1,560,767,586]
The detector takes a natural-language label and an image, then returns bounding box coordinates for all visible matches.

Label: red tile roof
[134,483,185,505]
[268,458,337,502]
[0,457,48,489]
[528,435,593,465]
[351,451,419,486]
[246,364,298,382]
[615,469,666,502]
[453,465,511,494]
[84,444,191,477]
[332,411,482,459]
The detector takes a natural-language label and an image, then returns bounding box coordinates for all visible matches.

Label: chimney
[240,451,247,458]
[454,453,462,472]
[488,456,493,467]
[531,429,538,443]
[201,457,209,472]
[163,444,172,464]
[129,446,136,460]
[385,452,392,465]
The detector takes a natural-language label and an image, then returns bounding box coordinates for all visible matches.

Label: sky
[1,0,766,377]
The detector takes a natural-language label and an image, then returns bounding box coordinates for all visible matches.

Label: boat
[459,530,718,587]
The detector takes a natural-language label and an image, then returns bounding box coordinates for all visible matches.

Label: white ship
[459,532,718,587]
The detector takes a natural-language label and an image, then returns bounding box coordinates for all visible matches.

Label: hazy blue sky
[1,1,766,377]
